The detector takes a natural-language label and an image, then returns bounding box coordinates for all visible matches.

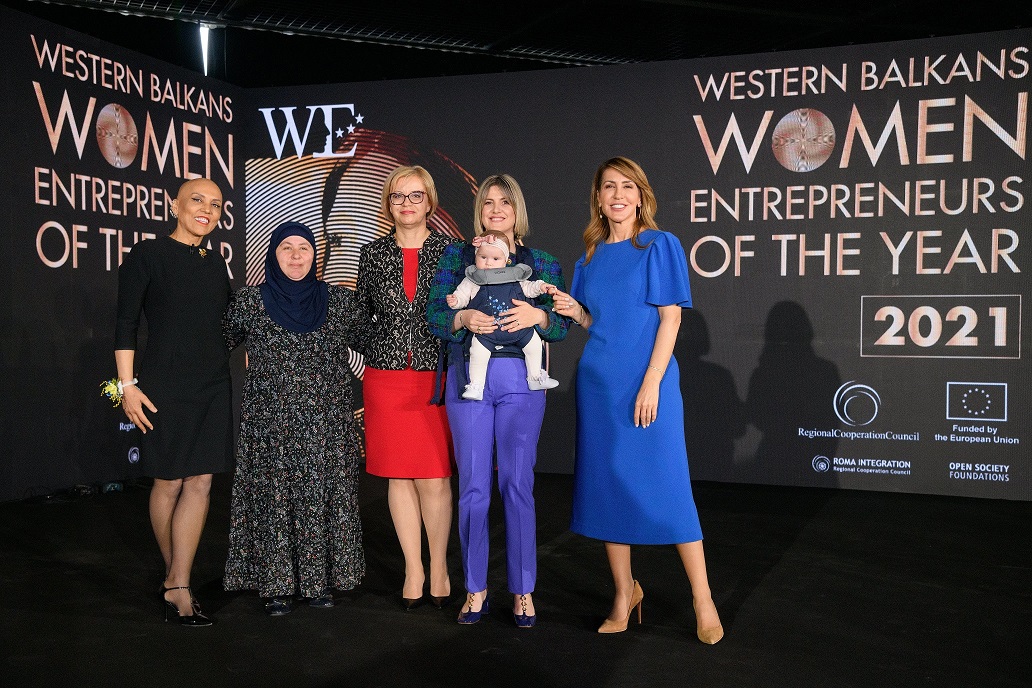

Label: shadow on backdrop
[744,301,841,487]
[676,308,745,480]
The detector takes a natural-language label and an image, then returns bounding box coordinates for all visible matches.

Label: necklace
[168,233,207,257]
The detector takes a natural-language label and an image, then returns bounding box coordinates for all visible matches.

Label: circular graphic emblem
[96,103,139,169]
[128,446,140,464]
[812,455,831,472]
[961,387,993,417]
[834,381,881,427]
[771,108,836,172]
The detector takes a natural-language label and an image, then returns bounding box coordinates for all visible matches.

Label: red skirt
[363,367,453,478]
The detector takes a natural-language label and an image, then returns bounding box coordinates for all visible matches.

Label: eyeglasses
[389,191,427,205]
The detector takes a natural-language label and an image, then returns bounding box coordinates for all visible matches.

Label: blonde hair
[380,165,438,221]
[473,174,529,242]
[582,157,658,263]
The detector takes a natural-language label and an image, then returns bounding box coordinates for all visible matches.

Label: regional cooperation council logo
[834,381,881,427]
[812,455,831,472]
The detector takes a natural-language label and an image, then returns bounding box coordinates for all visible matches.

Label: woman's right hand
[121,384,157,433]
[549,288,589,327]
[456,308,498,336]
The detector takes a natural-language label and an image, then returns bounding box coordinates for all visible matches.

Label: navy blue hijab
[260,222,328,333]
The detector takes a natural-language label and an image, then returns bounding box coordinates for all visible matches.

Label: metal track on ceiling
[26,0,639,66]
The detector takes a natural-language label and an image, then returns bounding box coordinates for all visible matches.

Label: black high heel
[161,585,213,627]
[430,595,450,609]
[159,581,201,615]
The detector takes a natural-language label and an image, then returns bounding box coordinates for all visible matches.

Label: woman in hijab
[223,221,366,615]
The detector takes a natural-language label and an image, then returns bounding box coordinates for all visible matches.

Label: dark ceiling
[5,0,1032,87]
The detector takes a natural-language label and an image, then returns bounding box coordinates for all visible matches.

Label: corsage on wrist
[100,377,137,407]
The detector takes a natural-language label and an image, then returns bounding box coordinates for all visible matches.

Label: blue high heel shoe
[456,592,489,624]
[513,593,536,628]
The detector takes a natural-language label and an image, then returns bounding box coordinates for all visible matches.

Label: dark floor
[0,472,1029,688]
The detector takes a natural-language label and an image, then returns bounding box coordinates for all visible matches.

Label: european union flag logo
[946,382,1008,422]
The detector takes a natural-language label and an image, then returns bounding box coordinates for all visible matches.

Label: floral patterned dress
[222,285,365,598]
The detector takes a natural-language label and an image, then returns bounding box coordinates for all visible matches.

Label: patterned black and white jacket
[353,229,458,371]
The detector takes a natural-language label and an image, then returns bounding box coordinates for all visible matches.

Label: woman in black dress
[115,178,233,626]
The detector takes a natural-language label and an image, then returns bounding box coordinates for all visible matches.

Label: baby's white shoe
[461,383,484,401]
[527,373,559,391]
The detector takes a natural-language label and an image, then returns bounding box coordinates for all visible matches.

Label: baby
[446,231,560,400]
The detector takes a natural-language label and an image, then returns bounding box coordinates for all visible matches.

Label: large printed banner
[1,3,1027,501]
[243,29,1029,500]
[0,7,244,501]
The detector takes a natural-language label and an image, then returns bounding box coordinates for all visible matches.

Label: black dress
[221,286,365,597]
[114,236,234,479]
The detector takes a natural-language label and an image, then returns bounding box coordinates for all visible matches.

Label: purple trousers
[446,357,544,595]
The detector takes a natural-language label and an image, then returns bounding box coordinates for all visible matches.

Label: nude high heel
[694,599,724,644]
[597,580,643,634]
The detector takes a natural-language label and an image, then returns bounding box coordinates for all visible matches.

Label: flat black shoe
[161,585,213,627]
[309,590,334,608]
[265,597,293,616]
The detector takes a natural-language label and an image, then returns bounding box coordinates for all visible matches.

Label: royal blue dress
[570,229,703,545]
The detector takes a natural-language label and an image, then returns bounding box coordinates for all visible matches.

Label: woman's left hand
[634,379,661,428]
[499,299,546,333]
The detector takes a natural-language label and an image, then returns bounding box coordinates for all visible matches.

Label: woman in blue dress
[551,157,723,643]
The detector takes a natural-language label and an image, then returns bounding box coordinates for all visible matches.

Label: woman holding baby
[427,174,570,627]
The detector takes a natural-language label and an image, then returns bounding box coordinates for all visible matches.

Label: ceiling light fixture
[199,23,210,76]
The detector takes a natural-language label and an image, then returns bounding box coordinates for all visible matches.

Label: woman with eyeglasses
[353,166,458,610]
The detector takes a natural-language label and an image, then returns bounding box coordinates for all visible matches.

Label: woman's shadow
[676,308,745,480]
[744,301,841,486]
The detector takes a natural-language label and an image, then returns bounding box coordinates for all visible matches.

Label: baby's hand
[543,284,559,295]
[446,294,458,307]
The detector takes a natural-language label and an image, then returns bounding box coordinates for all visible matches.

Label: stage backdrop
[2,4,1027,502]
[0,7,245,501]
[241,29,1029,501]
